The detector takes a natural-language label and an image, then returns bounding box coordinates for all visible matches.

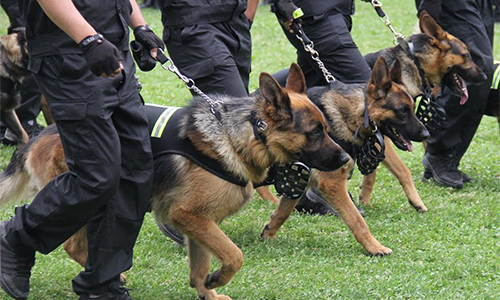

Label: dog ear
[390,59,403,85]
[259,72,292,121]
[419,11,451,51]
[285,63,307,94]
[370,57,392,99]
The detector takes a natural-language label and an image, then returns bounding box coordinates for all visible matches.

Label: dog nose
[339,152,350,166]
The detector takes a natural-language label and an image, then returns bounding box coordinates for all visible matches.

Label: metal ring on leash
[157,49,224,122]
[369,0,406,44]
[292,25,337,84]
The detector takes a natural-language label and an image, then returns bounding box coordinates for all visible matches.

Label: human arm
[36,0,123,77]
[245,0,260,23]
[129,0,163,59]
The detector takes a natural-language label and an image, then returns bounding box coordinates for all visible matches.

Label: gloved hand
[272,0,303,32]
[79,34,123,77]
[133,25,164,59]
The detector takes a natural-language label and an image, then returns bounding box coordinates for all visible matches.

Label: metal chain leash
[293,26,337,83]
[370,0,406,44]
[157,49,224,118]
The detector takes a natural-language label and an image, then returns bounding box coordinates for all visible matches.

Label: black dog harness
[146,104,248,187]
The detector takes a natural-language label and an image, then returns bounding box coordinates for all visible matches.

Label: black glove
[272,0,303,31]
[79,34,123,76]
[133,25,164,53]
[130,40,157,71]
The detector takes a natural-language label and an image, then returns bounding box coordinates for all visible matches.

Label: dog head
[367,57,429,152]
[258,63,349,171]
[417,11,487,104]
[0,30,28,71]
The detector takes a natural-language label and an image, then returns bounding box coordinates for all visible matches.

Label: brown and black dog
[360,11,487,207]
[0,31,29,147]
[0,64,349,300]
[260,57,428,256]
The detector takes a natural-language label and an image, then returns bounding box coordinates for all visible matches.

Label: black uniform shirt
[293,0,355,17]
[22,0,132,57]
[160,0,247,28]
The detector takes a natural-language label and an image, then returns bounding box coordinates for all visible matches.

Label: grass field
[1,1,499,299]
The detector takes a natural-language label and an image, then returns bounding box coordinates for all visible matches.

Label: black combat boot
[422,151,464,188]
[0,221,36,300]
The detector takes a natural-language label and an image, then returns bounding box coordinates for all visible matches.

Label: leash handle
[156,48,224,123]
[369,0,405,44]
[291,23,336,83]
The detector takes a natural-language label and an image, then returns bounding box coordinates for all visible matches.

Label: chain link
[158,49,223,110]
[370,0,405,44]
[294,32,336,83]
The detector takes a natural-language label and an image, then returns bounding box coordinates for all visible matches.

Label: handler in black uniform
[416,0,495,188]
[272,0,371,87]
[0,0,162,299]
[0,0,44,145]
[159,0,259,98]
[271,0,370,215]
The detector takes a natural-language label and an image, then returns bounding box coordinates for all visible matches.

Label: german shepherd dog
[260,57,429,256]
[0,64,349,300]
[359,12,487,207]
[0,31,29,147]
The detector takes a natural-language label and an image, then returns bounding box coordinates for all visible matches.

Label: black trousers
[16,73,41,127]
[273,13,371,87]
[426,0,495,162]
[6,52,153,295]
[163,13,252,97]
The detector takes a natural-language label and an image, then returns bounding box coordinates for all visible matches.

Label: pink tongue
[459,76,469,105]
[401,136,413,152]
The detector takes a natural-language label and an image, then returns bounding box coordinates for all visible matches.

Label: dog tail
[0,148,32,205]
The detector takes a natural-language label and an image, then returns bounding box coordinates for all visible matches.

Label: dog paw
[120,273,127,285]
[370,246,393,257]
[260,224,276,240]
[409,200,428,213]
[198,291,232,300]
[204,270,221,289]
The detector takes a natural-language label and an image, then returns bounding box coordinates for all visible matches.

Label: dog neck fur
[180,95,275,184]
[320,83,369,145]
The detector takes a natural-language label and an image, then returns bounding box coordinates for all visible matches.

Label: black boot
[157,223,185,246]
[0,221,35,300]
[78,287,135,300]
[295,188,365,217]
[422,151,464,188]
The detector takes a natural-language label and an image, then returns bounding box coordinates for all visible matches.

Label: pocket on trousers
[48,99,88,121]
[180,57,215,79]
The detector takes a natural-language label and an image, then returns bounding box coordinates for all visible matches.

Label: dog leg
[63,227,88,268]
[188,239,231,300]
[0,109,29,147]
[260,196,299,240]
[40,95,54,125]
[359,170,377,207]
[171,210,242,299]
[382,141,428,212]
[63,227,128,284]
[255,186,280,204]
[315,164,392,256]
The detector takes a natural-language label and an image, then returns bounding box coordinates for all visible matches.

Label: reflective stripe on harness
[492,62,500,90]
[151,106,180,138]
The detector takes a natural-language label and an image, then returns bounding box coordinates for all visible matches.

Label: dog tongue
[459,76,469,105]
[401,136,413,152]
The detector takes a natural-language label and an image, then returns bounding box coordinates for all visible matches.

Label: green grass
[1,1,499,299]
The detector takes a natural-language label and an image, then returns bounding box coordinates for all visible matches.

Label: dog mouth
[382,125,413,152]
[444,72,469,105]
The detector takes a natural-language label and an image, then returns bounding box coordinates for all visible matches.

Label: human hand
[79,34,123,77]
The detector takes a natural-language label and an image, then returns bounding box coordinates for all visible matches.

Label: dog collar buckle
[256,119,268,131]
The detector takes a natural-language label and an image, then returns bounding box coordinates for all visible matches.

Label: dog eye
[399,107,409,115]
